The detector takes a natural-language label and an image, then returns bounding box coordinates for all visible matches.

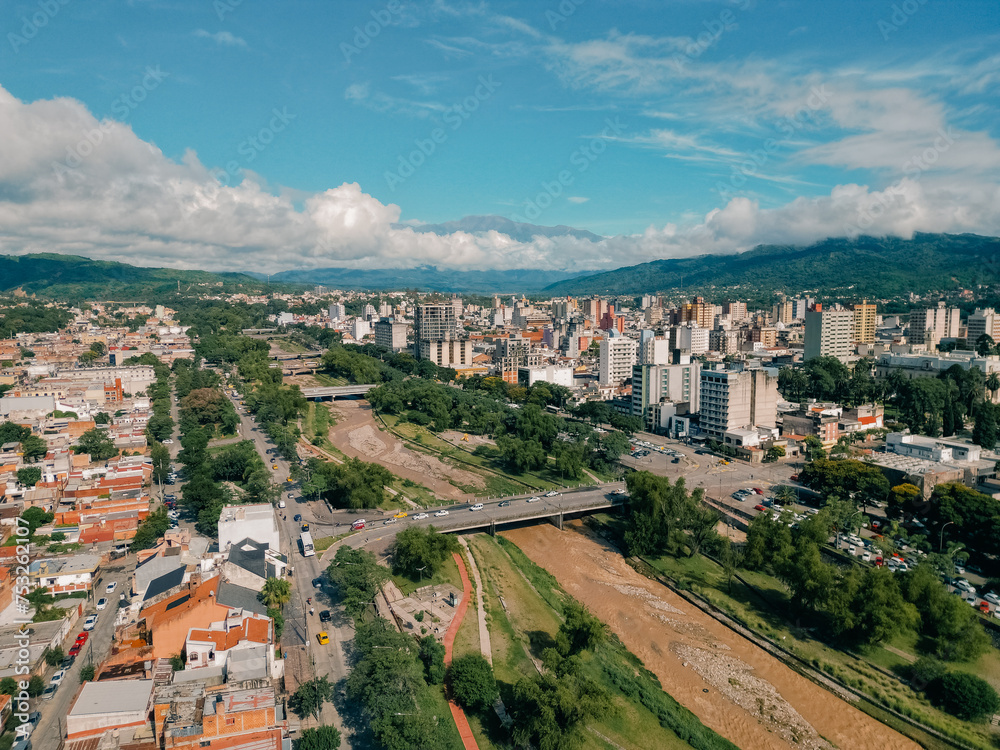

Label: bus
[300,531,315,557]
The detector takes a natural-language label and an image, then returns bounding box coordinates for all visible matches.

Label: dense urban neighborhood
[0,275,998,750]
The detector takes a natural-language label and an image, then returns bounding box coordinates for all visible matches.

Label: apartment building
[699,367,779,440]
[598,335,638,386]
[631,361,701,431]
[671,324,709,356]
[908,301,961,348]
[851,301,877,344]
[413,303,472,367]
[373,318,408,351]
[804,305,853,361]
[328,303,346,321]
[967,308,1000,346]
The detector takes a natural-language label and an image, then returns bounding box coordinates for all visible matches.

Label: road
[32,567,130,747]
[223,388,352,739]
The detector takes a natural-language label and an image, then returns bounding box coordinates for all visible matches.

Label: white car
[162,439,173,445]
[413,513,428,520]
[544,491,558,497]
[470,503,484,511]
[50,669,66,685]
[168,510,180,520]
[105,582,117,594]
[526,496,540,503]
[96,598,107,611]
[83,614,98,631]
[278,500,286,509]
[434,510,449,517]
[612,488,627,495]
[985,593,1000,605]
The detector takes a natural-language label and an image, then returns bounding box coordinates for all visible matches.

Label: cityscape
[1,2,999,750]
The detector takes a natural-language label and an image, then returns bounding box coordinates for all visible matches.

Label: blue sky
[0,0,998,272]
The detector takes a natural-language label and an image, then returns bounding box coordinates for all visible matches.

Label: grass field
[457,533,725,750]
[311,372,349,387]
[584,512,1000,750]
[391,552,463,597]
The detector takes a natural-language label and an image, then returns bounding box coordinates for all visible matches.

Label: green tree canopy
[447,653,497,712]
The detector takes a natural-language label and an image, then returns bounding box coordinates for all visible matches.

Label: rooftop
[70,679,154,717]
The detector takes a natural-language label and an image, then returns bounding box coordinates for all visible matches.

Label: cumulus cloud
[0,85,998,275]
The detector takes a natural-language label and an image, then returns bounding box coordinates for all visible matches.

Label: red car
[789,474,799,481]
[75,632,88,645]
[754,504,766,512]
[753,488,764,495]
[68,644,82,657]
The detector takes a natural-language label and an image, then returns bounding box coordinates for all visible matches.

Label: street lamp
[939,520,955,552]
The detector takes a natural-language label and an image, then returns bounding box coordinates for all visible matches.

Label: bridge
[301,384,377,400]
[434,495,624,535]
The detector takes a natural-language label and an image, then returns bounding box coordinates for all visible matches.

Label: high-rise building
[680,297,713,329]
[363,304,378,321]
[699,367,778,440]
[671,324,709,356]
[351,319,370,340]
[709,329,741,355]
[631,361,701,430]
[328,303,346,322]
[598,335,637,386]
[967,308,1000,347]
[639,336,671,365]
[374,318,408,351]
[413,303,470,366]
[723,301,748,321]
[851,300,877,344]
[378,301,393,318]
[804,305,853,361]
[909,302,961,348]
[551,298,573,320]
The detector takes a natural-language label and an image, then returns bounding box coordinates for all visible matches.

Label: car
[168,510,180,520]
[613,488,627,495]
[272,464,278,470]
[164,494,176,500]
[731,493,744,501]
[294,514,302,522]
[96,598,107,610]
[317,632,330,645]
[394,511,408,518]
[498,500,511,507]
[470,503,484,511]
[301,522,309,532]
[312,577,323,589]
[75,632,89,645]
[382,518,396,525]
[753,488,764,495]
[162,439,173,445]
[848,545,857,556]
[434,510,449,517]
[985,593,1000,604]
[24,711,41,734]
[527,496,540,503]
[545,491,558,497]
[413,513,429,520]
[84,614,98,631]
[754,504,766,512]
[42,685,56,700]
[278,500,286,509]
[319,610,332,622]
[50,669,66,685]
[68,644,82,657]
[789,474,799,481]
[351,520,365,530]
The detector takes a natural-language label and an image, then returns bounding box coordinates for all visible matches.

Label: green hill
[0,253,273,299]
[544,233,1000,298]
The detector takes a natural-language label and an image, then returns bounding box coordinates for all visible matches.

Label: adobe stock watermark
[877,0,930,41]
[670,0,752,72]
[512,116,627,223]
[341,0,402,64]
[546,0,586,31]
[8,0,72,53]
[384,75,501,191]
[214,0,245,22]
[51,66,170,182]
[210,107,297,187]
[715,85,832,202]
[847,126,958,235]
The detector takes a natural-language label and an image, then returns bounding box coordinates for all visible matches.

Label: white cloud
[0,85,998,277]
[567,196,589,204]
[193,29,247,48]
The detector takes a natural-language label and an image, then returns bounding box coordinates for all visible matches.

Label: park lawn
[466,534,698,750]
[390,478,440,508]
[311,372,348,387]
[413,683,466,750]
[391,552,463,597]
[623,523,999,750]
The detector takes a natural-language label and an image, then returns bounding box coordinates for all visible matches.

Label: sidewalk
[442,551,480,750]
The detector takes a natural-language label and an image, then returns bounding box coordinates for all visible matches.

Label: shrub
[927,672,1000,721]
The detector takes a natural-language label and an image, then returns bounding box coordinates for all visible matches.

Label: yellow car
[393,511,408,519]
[317,632,329,645]
[272,464,278,470]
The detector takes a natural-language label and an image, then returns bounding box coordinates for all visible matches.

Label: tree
[976,334,996,357]
[447,653,497,712]
[927,672,1000,721]
[258,577,291,609]
[131,506,171,551]
[718,538,744,594]
[418,635,446,685]
[327,547,390,617]
[151,442,171,484]
[556,601,605,657]
[392,527,459,579]
[74,428,118,460]
[20,434,48,462]
[93,411,111,425]
[17,466,41,487]
[79,664,96,682]
[296,725,342,750]
[27,675,44,697]
[291,676,334,720]
[21,506,54,537]
[764,445,786,463]
[0,677,17,695]
[973,402,998,449]
[987,372,1000,402]
[44,646,65,666]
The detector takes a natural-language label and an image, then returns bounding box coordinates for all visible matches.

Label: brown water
[503,522,920,750]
